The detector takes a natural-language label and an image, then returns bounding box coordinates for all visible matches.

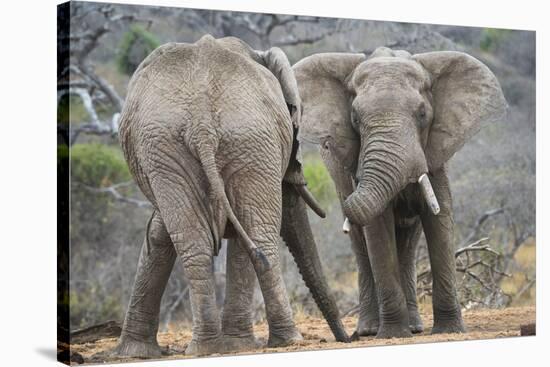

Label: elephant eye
[287,103,297,116]
[415,103,427,126]
[350,108,360,130]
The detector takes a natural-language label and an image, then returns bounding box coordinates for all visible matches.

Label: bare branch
[455,237,501,258]
[69,88,101,126]
[162,286,189,330]
[77,63,124,112]
[513,278,536,303]
[58,87,120,145]
[75,181,152,208]
[461,270,493,292]
[275,33,329,47]
[58,3,155,145]
[462,208,505,245]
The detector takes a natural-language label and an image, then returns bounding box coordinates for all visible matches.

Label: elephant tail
[195,143,270,272]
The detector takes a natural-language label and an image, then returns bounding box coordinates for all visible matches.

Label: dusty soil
[71,306,535,365]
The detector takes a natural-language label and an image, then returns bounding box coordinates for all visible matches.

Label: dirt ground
[71,306,535,365]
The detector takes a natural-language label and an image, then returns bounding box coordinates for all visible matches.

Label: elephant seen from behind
[113,35,349,358]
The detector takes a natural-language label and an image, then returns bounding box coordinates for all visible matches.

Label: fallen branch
[417,234,510,308]
[520,323,536,336]
[71,320,122,344]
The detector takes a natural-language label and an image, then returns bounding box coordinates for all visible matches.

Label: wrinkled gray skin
[113,35,349,358]
[293,47,507,339]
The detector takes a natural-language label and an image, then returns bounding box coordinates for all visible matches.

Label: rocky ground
[69,306,535,365]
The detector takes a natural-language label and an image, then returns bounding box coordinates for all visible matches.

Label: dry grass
[501,240,536,306]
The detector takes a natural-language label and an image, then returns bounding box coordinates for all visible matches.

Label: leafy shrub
[71,143,130,186]
[302,155,337,206]
[116,25,160,75]
[480,28,511,52]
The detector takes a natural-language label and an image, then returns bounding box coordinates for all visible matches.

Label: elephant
[111,35,349,358]
[293,47,507,339]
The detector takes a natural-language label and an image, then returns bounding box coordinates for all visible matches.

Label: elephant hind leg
[114,211,176,358]
[395,216,424,334]
[148,170,223,356]
[226,167,302,348]
[221,238,263,352]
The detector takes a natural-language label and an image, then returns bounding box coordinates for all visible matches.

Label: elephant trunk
[281,182,350,343]
[343,123,409,225]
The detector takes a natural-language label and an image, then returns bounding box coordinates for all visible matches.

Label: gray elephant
[293,47,507,339]
[113,35,349,357]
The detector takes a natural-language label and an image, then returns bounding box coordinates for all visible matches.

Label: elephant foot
[431,318,466,335]
[355,317,379,336]
[222,334,263,353]
[185,337,223,356]
[110,337,163,359]
[375,323,413,339]
[408,310,424,334]
[267,327,303,348]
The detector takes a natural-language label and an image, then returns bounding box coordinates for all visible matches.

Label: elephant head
[293,47,507,226]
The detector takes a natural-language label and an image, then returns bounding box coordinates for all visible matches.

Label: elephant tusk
[418,173,440,215]
[295,184,326,218]
[342,217,351,234]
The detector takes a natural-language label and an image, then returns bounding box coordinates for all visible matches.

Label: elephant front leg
[221,238,263,352]
[364,207,412,339]
[114,211,176,358]
[395,217,424,333]
[348,224,380,337]
[420,169,465,334]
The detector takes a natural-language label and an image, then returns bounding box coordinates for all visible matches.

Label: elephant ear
[413,51,508,171]
[292,53,366,174]
[257,47,302,128]
[254,47,305,185]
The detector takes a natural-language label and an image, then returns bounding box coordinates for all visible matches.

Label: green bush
[69,144,136,330]
[70,285,123,328]
[303,155,337,206]
[116,25,160,75]
[71,143,130,187]
[480,28,511,52]
[58,93,89,126]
